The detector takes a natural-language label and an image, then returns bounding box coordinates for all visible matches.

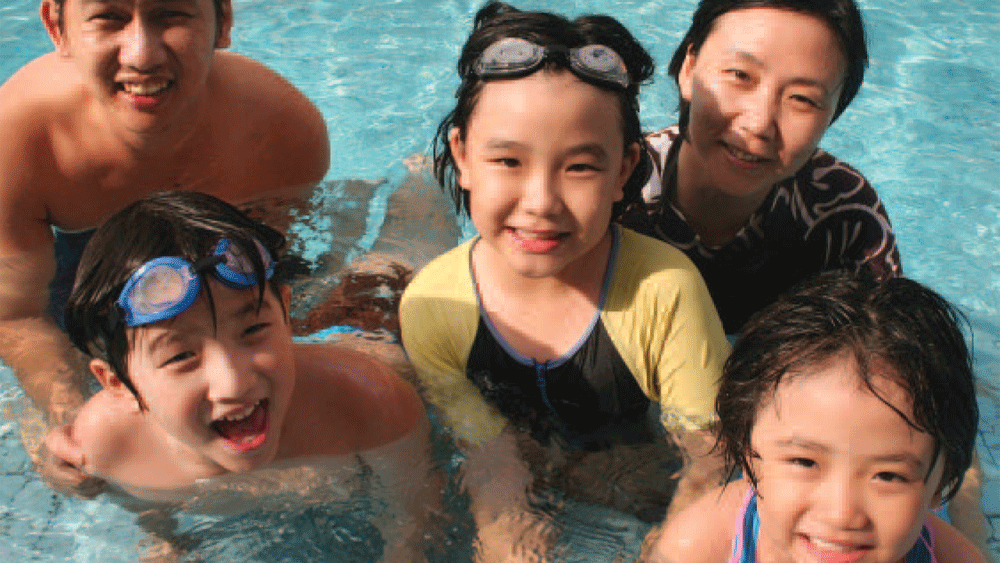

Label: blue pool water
[1,0,998,560]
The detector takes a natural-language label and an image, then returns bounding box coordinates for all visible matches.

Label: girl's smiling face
[114,279,295,475]
[677,7,846,201]
[450,70,639,281]
[749,355,943,563]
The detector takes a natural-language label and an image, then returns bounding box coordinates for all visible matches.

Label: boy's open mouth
[211,399,269,452]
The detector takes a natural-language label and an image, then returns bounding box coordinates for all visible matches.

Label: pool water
[1,0,998,560]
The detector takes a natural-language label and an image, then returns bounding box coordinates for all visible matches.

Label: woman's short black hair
[432,1,655,220]
[669,0,868,137]
[64,191,302,408]
[716,270,979,503]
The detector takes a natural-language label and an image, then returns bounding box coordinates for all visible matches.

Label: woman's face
[677,7,846,200]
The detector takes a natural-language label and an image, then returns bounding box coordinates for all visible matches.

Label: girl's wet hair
[64,191,305,409]
[716,270,979,503]
[433,1,655,219]
[670,0,868,137]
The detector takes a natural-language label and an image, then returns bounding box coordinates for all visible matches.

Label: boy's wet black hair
[716,270,979,502]
[433,1,655,220]
[64,191,304,409]
[669,0,868,137]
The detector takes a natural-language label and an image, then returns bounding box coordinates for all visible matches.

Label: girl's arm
[648,480,748,563]
[927,512,993,563]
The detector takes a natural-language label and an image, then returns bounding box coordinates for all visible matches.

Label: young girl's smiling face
[121,278,295,475]
[749,355,943,563]
[450,70,639,281]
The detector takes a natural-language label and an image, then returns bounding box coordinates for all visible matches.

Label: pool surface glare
[0,0,998,561]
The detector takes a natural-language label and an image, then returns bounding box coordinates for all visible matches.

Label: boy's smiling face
[749,355,943,563]
[116,278,295,475]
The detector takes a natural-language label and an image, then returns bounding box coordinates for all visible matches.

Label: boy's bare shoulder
[294,343,424,449]
[652,480,748,563]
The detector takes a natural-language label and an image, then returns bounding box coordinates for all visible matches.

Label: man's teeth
[121,80,171,96]
[217,401,259,423]
[729,145,768,163]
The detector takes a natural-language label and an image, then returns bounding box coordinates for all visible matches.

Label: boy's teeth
[219,401,258,422]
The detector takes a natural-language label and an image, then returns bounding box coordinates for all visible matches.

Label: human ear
[615,142,643,202]
[214,0,233,48]
[89,359,126,393]
[448,127,470,191]
[40,0,69,56]
[678,44,697,103]
[280,284,292,323]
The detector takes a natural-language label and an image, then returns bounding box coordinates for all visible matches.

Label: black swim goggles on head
[116,238,275,327]
[473,37,630,90]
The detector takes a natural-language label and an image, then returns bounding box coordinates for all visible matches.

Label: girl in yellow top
[399,2,729,559]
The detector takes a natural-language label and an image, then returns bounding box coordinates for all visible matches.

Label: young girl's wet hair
[64,191,304,408]
[716,270,979,502]
[433,1,655,220]
[670,0,868,137]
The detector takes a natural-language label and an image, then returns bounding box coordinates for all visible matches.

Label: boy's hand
[40,424,105,499]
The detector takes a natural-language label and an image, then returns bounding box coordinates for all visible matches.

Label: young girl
[620,0,901,334]
[399,1,729,558]
[651,271,989,563]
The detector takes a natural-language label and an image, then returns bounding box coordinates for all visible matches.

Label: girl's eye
[90,11,126,23]
[491,157,520,168]
[789,457,817,469]
[875,471,908,484]
[567,162,599,173]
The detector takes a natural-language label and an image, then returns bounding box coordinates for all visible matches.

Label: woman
[621,0,900,334]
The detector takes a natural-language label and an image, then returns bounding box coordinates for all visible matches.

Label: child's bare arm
[927,512,992,563]
[647,480,746,563]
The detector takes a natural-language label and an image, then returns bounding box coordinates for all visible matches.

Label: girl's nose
[520,169,563,216]
[818,477,870,531]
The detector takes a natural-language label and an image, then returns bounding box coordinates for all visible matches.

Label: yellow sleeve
[603,228,730,432]
[398,242,508,446]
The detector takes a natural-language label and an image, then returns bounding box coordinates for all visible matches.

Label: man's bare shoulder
[211,52,329,186]
[0,54,83,219]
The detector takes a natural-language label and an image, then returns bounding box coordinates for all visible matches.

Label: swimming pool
[1,0,997,560]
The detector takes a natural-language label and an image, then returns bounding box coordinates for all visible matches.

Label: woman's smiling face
[677,7,846,200]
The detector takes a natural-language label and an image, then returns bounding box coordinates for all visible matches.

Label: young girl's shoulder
[926,512,991,563]
[652,480,750,563]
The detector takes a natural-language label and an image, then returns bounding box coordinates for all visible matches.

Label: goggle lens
[116,238,274,327]
[473,37,629,90]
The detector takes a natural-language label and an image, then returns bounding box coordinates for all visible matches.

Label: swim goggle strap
[472,37,630,90]
[116,238,275,327]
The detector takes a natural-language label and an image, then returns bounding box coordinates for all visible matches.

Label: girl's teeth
[811,538,853,552]
[218,401,259,422]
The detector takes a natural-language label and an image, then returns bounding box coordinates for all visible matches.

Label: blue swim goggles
[473,37,630,90]
[116,238,275,327]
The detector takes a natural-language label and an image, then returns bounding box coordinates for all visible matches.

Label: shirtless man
[0,0,328,423]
